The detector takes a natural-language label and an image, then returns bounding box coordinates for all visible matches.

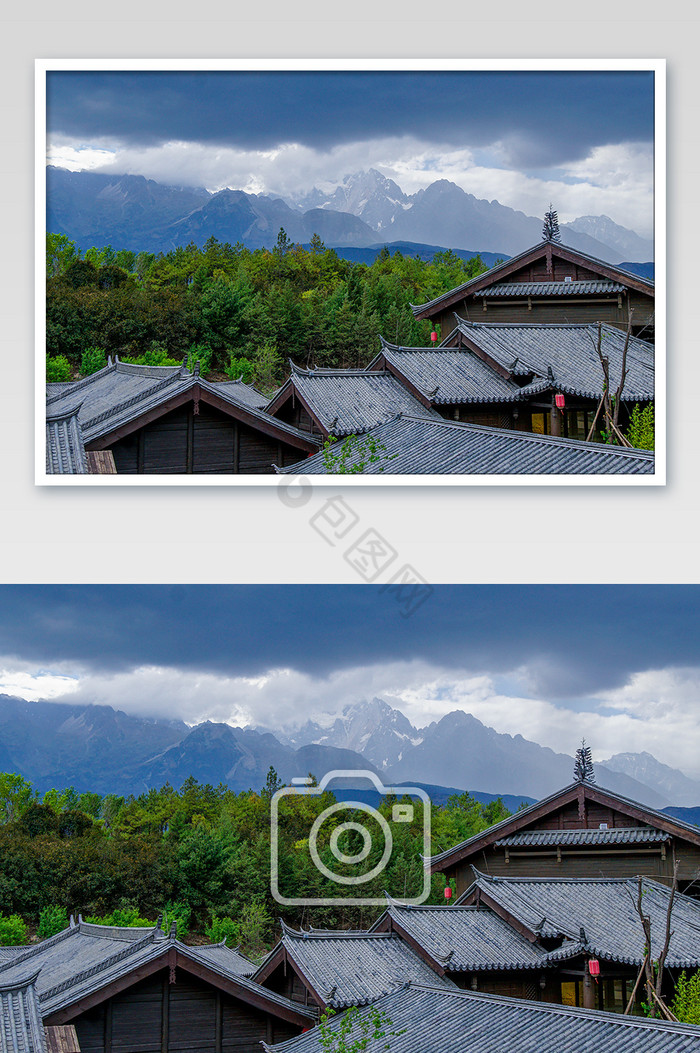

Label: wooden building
[411,240,655,342]
[46,359,319,474]
[369,320,654,440]
[253,924,454,1011]
[428,780,700,897]
[266,363,439,441]
[456,872,700,1012]
[0,919,315,1053]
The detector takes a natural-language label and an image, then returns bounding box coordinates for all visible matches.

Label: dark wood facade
[85,392,318,474]
[430,784,700,898]
[413,242,655,342]
[44,961,310,1053]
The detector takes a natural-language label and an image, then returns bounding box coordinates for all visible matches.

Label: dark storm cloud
[46,70,654,170]
[0,585,695,697]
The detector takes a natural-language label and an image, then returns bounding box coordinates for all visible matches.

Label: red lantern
[588,959,600,976]
[430,331,438,343]
[555,393,565,410]
[444,886,453,899]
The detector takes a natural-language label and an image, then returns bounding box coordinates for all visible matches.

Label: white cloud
[3,655,699,778]
[46,133,653,238]
[0,664,79,702]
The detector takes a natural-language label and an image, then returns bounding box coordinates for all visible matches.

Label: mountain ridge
[0,694,689,810]
[46,165,652,263]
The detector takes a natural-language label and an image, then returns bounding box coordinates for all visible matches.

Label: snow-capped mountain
[564,215,653,264]
[289,170,412,232]
[600,752,700,807]
[269,698,423,770]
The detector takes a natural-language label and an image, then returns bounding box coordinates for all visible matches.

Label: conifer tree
[542,203,562,242]
[574,740,595,783]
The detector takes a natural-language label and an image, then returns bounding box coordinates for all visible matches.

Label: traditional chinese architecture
[370,320,654,438]
[45,359,319,474]
[0,918,314,1053]
[253,924,454,1011]
[456,872,700,1012]
[0,973,80,1052]
[428,780,700,896]
[263,982,700,1053]
[277,416,655,476]
[411,240,655,342]
[265,363,440,440]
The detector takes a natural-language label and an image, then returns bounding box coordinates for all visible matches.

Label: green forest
[45,231,491,392]
[0,769,510,958]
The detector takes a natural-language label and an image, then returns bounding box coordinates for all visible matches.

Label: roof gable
[463,873,700,968]
[267,364,439,437]
[429,782,700,873]
[254,926,452,1009]
[411,240,654,318]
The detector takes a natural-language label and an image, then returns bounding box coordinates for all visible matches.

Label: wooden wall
[70,968,300,1053]
[108,403,306,474]
[433,290,654,339]
[272,399,324,438]
[261,962,315,1007]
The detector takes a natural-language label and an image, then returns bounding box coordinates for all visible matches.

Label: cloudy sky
[45,66,656,237]
[1,585,698,777]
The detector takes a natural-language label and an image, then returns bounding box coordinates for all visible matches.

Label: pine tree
[574,740,595,783]
[542,204,561,242]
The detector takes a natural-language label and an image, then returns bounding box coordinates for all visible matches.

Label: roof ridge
[0,923,78,975]
[82,371,187,429]
[39,927,162,1003]
[46,362,117,406]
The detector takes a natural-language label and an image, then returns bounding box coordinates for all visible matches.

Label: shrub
[46,355,72,383]
[672,970,700,1024]
[225,355,254,385]
[626,402,655,450]
[123,344,181,368]
[186,344,213,376]
[38,904,68,939]
[0,914,28,945]
[80,346,107,376]
[163,901,191,939]
[205,915,241,946]
[85,906,154,928]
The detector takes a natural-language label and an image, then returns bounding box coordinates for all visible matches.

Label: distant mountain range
[46,166,653,264]
[0,695,695,816]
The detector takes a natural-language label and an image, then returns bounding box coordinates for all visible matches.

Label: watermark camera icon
[270,769,431,907]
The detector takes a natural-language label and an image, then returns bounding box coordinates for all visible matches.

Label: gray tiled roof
[273,364,440,436]
[411,239,655,315]
[0,921,310,1022]
[449,319,654,401]
[264,983,700,1053]
[45,360,319,452]
[45,409,89,474]
[256,928,453,1008]
[209,379,268,410]
[430,782,700,870]
[470,873,700,967]
[372,902,551,971]
[476,280,627,297]
[374,339,545,404]
[190,941,256,977]
[495,827,671,848]
[0,974,46,1053]
[278,415,655,476]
